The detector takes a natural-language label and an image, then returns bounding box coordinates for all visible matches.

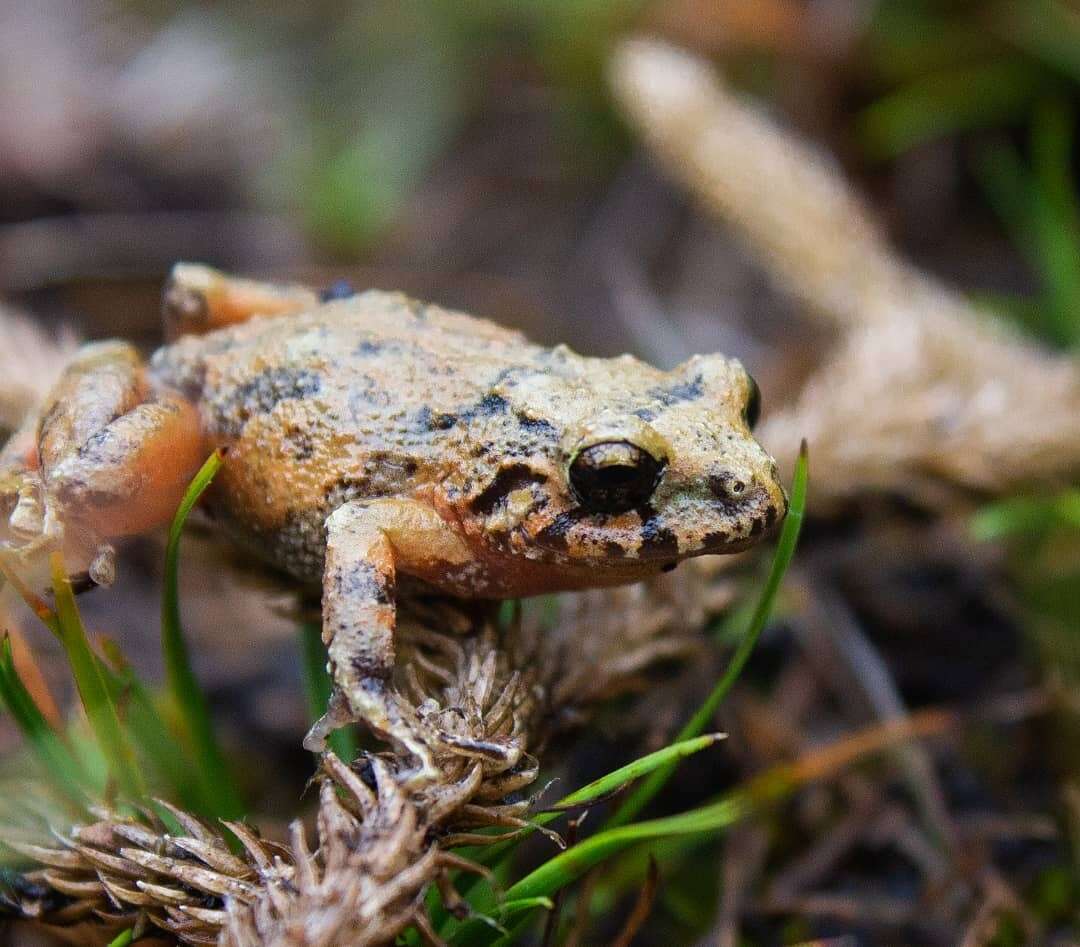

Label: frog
[0,263,786,778]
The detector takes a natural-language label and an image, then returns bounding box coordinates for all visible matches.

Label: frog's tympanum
[1,264,786,777]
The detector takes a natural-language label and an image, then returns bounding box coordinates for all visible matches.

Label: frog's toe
[1,470,44,542]
[399,746,440,788]
[303,690,353,753]
[312,679,441,784]
[358,682,440,784]
[433,730,520,767]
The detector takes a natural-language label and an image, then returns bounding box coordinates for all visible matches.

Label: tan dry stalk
[0,305,78,437]
[609,38,1080,506]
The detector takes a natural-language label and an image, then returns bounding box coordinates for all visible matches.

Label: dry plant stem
[609,39,1080,505]
[0,304,78,435]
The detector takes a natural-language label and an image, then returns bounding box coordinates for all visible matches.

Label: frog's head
[467,350,786,576]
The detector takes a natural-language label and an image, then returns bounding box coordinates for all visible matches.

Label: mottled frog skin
[1,264,786,776]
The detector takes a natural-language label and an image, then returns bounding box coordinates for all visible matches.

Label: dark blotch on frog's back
[282,424,315,460]
[516,413,557,437]
[471,393,510,417]
[414,406,459,432]
[352,339,383,357]
[535,509,590,550]
[216,366,322,436]
[648,374,704,408]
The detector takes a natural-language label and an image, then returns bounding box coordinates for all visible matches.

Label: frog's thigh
[163,263,319,340]
[47,399,206,537]
[322,498,474,688]
[37,341,145,472]
[37,343,207,537]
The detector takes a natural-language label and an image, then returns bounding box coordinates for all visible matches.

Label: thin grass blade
[98,638,202,811]
[162,450,243,818]
[468,733,724,870]
[48,553,143,801]
[0,636,90,808]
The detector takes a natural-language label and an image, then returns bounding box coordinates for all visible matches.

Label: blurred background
[2,1,1079,945]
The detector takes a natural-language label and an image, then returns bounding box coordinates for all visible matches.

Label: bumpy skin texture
[2,264,786,772]
[151,290,784,592]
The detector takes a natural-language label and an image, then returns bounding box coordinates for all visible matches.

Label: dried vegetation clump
[1,570,713,945]
[609,38,1080,507]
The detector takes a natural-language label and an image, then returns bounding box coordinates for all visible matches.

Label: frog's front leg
[304,498,476,781]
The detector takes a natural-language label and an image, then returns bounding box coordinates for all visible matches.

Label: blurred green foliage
[860,1,1080,351]
[973,490,1080,697]
[978,100,1080,349]
[859,0,1080,160]
[232,0,644,255]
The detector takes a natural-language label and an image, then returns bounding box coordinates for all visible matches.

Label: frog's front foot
[3,470,45,543]
[305,681,439,785]
[0,464,60,586]
[302,689,354,754]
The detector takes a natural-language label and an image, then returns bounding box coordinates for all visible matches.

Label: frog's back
[151,291,536,417]
[148,291,544,579]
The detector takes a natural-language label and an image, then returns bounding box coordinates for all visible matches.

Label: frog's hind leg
[3,341,208,586]
[163,263,320,340]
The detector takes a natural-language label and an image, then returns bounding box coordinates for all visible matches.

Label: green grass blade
[977,111,1080,349]
[298,621,357,762]
[1030,100,1080,347]
[449,793,757,945]
[106,930,134,947]
[438,733,726,940]
[49,553,144,801]
[606,442,809,829]
[554,733,725,810]
[468,733,725,870]
[505,795,752,903]
[0,636,90,807]
[162,450,243,818]
[495,896,554,919]
[97,638,202,811]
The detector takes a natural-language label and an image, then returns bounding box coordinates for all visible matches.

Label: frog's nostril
[709,472,750,502]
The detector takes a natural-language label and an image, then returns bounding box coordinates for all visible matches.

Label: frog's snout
[705,463,787,546]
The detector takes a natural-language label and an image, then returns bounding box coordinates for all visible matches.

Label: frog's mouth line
[531,489,784,563]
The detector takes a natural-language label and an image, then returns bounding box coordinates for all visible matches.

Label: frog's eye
[744,374,761,430]
[569,441,664,514]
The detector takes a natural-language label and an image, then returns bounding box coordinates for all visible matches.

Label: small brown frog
[0,264,785,777]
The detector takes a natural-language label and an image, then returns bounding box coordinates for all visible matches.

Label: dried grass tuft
[609,38,1080,507]
[2,568,715,945]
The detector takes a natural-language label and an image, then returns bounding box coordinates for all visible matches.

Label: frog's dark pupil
[569,441,663,514]
[745,374,761,430]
